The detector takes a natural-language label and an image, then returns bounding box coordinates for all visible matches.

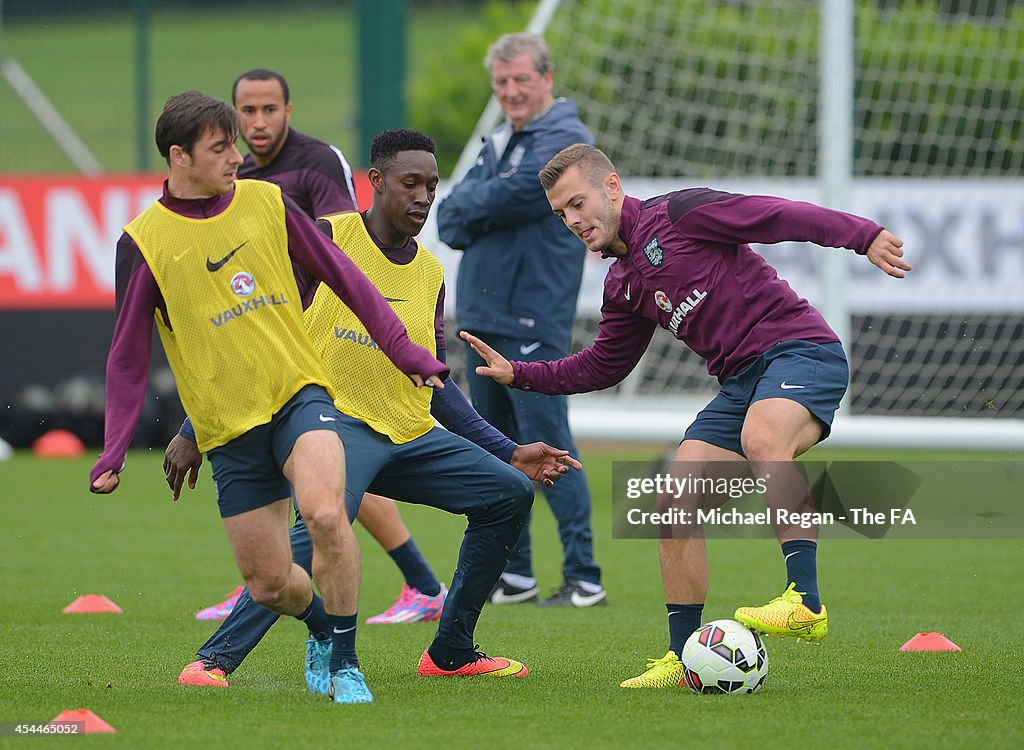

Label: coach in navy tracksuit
[437,33,605,608]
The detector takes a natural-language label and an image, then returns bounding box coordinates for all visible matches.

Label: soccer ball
[680,619,769,695]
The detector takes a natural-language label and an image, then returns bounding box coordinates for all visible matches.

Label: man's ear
[368,167,385,192]
[605,171,622,200]
[169,144,191,169]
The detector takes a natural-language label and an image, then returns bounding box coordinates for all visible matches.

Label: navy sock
[782,540,821,612]
[667,603,704,657]
[297,593,330,641]
[327,613,359,672]
[388,538,441,596]
[427,642,477,671]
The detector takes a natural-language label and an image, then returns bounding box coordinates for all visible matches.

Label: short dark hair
[231,68,290,104]
[539,143,615,191]
[370,129,436,171]
[154,91,239,161]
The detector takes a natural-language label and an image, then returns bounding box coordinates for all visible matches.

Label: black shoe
[537,579,608,608]
[488,578,539,605]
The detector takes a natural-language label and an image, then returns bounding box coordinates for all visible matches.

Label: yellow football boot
[619,650,685,688]
[734,583,828,641]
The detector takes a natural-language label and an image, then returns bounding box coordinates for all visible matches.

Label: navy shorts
[208,385,343,518]
[330,412,533,523]
[683,340,849,456]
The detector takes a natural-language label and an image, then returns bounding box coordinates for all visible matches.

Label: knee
[656,491,693,515]
[741,429,781,463]
[302,506,348,540]
[515,478,534,517]
[499,475,535,523]
[248,571,290,609]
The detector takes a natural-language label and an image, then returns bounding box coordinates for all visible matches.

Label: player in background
[437,33,605,608]
[232,68,357,217]
[174,68,448,626]
[174,129,581,690]
[90,92,448,704]
[462,143,911,688]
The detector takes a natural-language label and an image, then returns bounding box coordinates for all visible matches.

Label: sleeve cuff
[178,417,196,443]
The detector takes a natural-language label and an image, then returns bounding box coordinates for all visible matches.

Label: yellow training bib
[125,180,333,451]
[305,212,443,443]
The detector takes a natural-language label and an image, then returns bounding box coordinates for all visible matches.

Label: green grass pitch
[1,447,1022,748]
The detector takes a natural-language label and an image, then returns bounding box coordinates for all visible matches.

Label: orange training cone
[63,595,123,614]
[49,709,116,734]
[31,429,85,458]
[899,632,961,652]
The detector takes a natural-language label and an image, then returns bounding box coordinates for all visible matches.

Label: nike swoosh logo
[333,626,355,634]
[383,297,407,302]
[785,611,826,632]
[784,551,801,561]
[780,382,805,390]
[489,586,537,604]
[570,590,607,607]
[319,414,337,422]
[206,242,247,272]
[520,341,542,356]
[624,283,631,301]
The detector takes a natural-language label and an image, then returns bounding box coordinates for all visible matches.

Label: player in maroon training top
[462,144,910,688]
[232,69,357,219]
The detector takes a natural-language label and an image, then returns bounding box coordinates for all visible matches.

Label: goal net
[440,0,1024,449]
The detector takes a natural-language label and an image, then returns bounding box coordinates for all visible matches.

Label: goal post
[436,0,1024,451]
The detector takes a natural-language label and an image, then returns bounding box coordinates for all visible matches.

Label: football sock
[388,538,441,597]
[667,603,704,657]
[781,539,821,612]
[327,613,359,672]
[500,572,537,590]
[297,593,330,641]
[574,579,604,594]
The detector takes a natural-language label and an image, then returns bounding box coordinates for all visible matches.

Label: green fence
[0,0,496,171]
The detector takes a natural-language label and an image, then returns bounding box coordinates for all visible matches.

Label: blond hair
[539,143,615,191]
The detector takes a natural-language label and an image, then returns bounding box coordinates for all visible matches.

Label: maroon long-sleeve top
[511,190,883,395]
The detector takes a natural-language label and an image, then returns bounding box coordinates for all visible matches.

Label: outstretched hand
[866,229,911,278]
[163,433,203,501]
[460,331,514,385]
[510,442,584,488]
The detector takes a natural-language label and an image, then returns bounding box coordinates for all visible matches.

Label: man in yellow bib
[173,129,582,687]
[177,68,449,628]
[89,92,447,705]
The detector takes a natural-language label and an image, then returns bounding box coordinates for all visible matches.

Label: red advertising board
[0,171,372,310]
